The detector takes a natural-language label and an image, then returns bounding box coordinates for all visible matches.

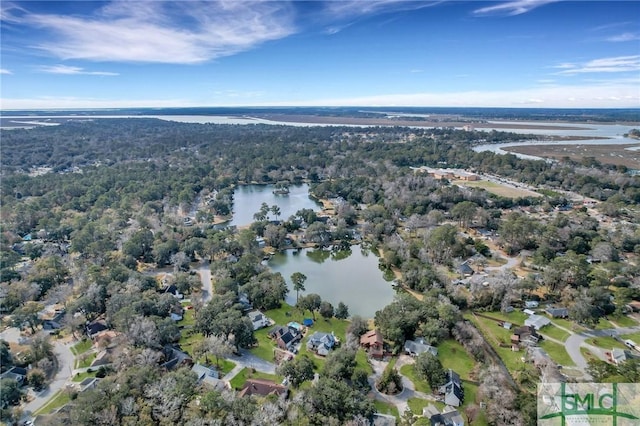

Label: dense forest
[1,118,639,425]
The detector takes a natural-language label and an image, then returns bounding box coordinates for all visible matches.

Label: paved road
[0,328,75,417]
[367,356,437,416]
[196,260,213,303]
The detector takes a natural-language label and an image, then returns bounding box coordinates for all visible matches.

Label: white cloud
[4,80,638,109]
[39,64,119,76]
[0,68,12,74]
[324,0,442,18]
[473,0,560,16]
[23,1,295,64]
[554,55,640,75]
[606,32,640,42]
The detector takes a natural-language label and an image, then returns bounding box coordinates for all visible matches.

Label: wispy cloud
[20,1,295,64]
[606,32,640,42]
[0,68,12,75]
[39,64,119,76]
[473,0,560,16]
[554,55,640,75]
[591,21,632,32]
[324,0,442,18]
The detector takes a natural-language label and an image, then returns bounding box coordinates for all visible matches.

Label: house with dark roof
[238,378,288,398]
[545,307,569,318]
[86,320,108,339]
[0,367,28,386]
[360,329,385,359]
[512,325,540,346]
[439,369,464,407]
[458,261,474,278]
[161,345,193,370]
[429,408,465,426]
[404,338,438,357]
[610,348,639,365]
[306,332,337,356]
[269,325,301,351]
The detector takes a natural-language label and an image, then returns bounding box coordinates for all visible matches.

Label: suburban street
[196,260,213,303]
[0,327,75,418]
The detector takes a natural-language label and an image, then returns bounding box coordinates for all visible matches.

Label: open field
[504,143,640,168]
[453,179,542,198]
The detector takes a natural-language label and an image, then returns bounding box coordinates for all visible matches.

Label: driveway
[229,349,276,375]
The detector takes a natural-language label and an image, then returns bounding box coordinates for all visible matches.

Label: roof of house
[404,339,438,356]
[431,409,465,426]
[307,332,336,348]
[458,262,474,275]
[278,331,297,346]
[360,329,384,347]
[612,348,639,364]
[192,363,220,380]
[524,314,551,330]
[248,311,264,322]
[162,345,193,370]
[0,367,28,382]
[86,321,108,336]
[446,369,461,386]
[545,307,569,317]
[238,378,287,398]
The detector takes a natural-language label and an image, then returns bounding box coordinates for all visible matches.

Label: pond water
[268,245,396,319]
[229,184,322,227]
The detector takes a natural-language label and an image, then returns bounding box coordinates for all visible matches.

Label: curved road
[0,327,75,417]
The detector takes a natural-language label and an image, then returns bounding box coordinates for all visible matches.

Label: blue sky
[1,0,639,109]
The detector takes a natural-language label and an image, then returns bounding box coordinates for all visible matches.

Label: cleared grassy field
[374,400,400,419]
[586,336,628,350]
[399,364,431,394]
[609,315,638,328]
[453,180,542,198]
[70,339,92,356]
[621,332,640,342]
[539,340,575,367]
[465,313,526,372]
[539,325,570,342]
[438,339,476,380]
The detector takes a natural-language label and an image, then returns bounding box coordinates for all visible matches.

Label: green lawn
[374,399,400,418]
[407,397,444,415]
[585,336,627,350]
[437,339,476,380]
[465,313,525,372]
[180,305,196,327]
[539,340,575,367]
[594,317,615,330]
[228,367,281,390]
[609,315,637,328]
[72,370,97,382]
[76,352,97,369]
[482,310,528,325]
[178,327,204,356]
[70,339,92,356]
[551,318,584,332]
[33,390,73,416]
[539,325,570,342]
[399,364,431,394]
[620,332,640,342]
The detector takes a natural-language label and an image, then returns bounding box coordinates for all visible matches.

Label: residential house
[404,338,438,357]
[237,293,253,312]
[192,363,228,391]
[169,305,185,322]
[524,301,539,309]
[164,284,184,299]
[458,262,474,278]
[161,345,193,370]
[77,377,101,392]
[610,349,639,365]
[512,325,540,346]
[238,378,288,398]
[360,329,385,359]
[0,367,28,386]
[439,369,464,407]
[86,320,108,339]
[91,348,114,368]
[248,310,271,331]
[545,307,569,318]
[424,404,465,426]
[93,330,121,349]
[524,314,551,330]
[269,325,302,352]
[306,332,337,356]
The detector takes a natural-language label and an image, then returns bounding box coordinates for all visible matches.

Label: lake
[229,184,322,227]
[268,246,397,319]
